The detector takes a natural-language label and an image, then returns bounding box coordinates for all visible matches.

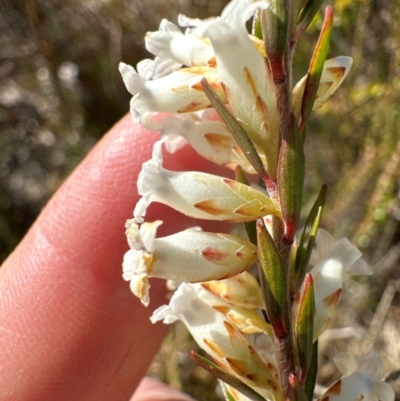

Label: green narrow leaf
[190,351,267,401]
[295,274,315,384]
[256,218,287,338]
[292,184,327,296]
[235,166,257,245]
[200,78,273,189]
[304,340,318,401]
[299,6,334,131]
[295,0,325,41]
[277,112,305,242]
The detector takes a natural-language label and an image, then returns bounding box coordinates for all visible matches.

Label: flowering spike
[277,112,305,243]
[118,1,392,400]
[298,7,333,131]
[292,184,327,296]
[294,274,315,384]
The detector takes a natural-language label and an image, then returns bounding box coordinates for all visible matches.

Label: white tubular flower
[318,352,394,401]
[119,62,226,122]
[145,19,215,68]
[292,56,353,117]
[295,229,372,338]
[134,140,280,223]
[151,283,282,401]
[123,220,257,306]
[196,0,279,177]
[147,111,267,174]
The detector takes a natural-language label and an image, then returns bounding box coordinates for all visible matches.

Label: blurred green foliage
[2,0,400,397]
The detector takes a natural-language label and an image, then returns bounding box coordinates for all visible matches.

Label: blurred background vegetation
[1,0,400,399]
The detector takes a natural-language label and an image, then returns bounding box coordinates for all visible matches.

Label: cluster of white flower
[119,1,394,401]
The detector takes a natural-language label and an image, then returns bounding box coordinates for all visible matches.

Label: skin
[0,115,227,401]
